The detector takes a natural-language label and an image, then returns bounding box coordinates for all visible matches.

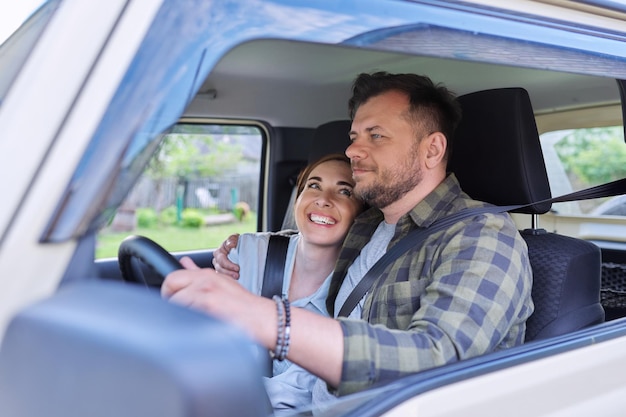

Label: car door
[0,0,165,337]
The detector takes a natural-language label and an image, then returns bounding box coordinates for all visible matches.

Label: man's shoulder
[411,181,518,236]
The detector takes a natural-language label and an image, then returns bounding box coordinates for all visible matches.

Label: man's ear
[423,132,447,169]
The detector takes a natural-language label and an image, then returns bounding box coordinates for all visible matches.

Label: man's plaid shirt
[326,174,534,395]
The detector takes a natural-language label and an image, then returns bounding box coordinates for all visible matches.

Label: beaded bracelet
[271,295,286,360]
[278,297,291,361]
[271,295,291,361]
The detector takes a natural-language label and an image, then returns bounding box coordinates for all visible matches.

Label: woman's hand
[211,234,241,279]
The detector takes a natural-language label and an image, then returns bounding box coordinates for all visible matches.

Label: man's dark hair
[348,72,462,160]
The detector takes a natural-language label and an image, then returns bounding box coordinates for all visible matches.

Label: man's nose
[345,139,365,160]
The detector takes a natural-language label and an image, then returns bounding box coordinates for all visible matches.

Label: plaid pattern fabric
[327,174,534,396]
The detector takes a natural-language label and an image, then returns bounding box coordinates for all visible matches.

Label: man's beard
[354,143,422,209]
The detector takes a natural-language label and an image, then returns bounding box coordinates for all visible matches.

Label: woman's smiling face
[295,159,363,248]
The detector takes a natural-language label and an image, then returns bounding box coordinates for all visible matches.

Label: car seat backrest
[449,87,604,342]
[306,119,353,163]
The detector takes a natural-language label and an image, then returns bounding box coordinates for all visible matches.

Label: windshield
[0,0,57,107]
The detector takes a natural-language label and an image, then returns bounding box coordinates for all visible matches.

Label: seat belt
[258,233,290,376]
[261,234,291,298]
[337,177,626,317]
[337,206,504,317]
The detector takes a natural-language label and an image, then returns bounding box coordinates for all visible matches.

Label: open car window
[96,122,264,258]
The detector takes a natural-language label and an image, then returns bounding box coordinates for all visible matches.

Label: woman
[208,153,364,413]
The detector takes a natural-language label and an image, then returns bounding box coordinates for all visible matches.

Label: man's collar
[352,173,463,228]
[405,173,462,228]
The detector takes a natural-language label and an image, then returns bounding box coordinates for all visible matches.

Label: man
[162,72,533,401]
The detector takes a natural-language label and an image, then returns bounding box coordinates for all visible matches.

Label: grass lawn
[96,214,257,259]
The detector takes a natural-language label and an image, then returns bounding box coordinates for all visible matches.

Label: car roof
[185,35,624,130]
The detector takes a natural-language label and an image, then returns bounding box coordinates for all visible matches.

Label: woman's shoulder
[239,230,298,245]
[236,231,299,254]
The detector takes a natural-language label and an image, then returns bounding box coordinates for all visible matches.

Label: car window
[95,122,264,259]
[540,126,626,216]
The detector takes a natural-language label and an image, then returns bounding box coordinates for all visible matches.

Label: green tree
[143,127,244,213]
[555,127,626,186]
[147,132,243,180]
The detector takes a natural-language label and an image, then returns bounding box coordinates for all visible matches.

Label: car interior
[101,39,626,322]
[3,22,626,415]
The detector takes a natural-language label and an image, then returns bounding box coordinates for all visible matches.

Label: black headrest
[449,88,552,214]
[307,120,352,163]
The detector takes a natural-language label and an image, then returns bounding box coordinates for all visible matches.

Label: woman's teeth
[309,214,335,225]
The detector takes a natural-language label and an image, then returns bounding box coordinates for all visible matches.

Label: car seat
[449,87,605,342]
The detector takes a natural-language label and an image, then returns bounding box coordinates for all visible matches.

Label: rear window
[540,126,626,216]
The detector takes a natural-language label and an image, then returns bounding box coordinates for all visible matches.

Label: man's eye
[371,133,382,139]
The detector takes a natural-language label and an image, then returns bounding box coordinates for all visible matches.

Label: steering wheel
[118,235,273,377]
[118,235,183,288]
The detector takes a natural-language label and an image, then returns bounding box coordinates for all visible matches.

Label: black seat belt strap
[261,234,291,298]
[337,206,501,317]
[337,177,626,317]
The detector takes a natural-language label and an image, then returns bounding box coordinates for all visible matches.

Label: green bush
[181,208,204,228]
[159,206,178,225]
[233,201,250,222]
[136,208,158,228]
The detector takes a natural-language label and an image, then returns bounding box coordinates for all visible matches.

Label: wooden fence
[125,175,258,213]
